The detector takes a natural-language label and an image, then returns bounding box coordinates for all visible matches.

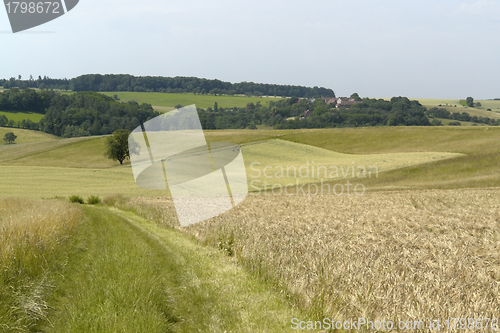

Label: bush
[87,195,101,205]
[69,195,85,204]
[448,121,461,126]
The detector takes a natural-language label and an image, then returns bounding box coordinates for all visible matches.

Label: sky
[1,0,499,99]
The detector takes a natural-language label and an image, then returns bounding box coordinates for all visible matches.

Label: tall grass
[0,198,82,331]
[105,195,179,229]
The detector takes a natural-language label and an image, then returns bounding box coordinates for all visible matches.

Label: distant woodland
[0,74,335,98]
[0,87,498,138]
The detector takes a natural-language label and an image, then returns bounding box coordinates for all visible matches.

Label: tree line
[426,107,498,125]
[1,88,498,138]
[0,89,158,137]
[197,96,500,130]
[0,88,57,113]
[0,74,335,98]
[40,92,157,137]
[197,96,432,130]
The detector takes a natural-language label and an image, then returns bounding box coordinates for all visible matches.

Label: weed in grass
[69,195,84,204]
[218,231,235,257]
[87,195,101,205]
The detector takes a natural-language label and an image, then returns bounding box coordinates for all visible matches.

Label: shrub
[69,195,84,204]
[448,121,461,126]
[87,195,101,205]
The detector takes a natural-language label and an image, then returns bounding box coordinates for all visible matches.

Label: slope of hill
[98,91,281,111]
[0,126,498,199]
[0,127,57,145]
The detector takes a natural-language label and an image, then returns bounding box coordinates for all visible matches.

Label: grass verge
[0,198,82,332]
[39,206,305,332]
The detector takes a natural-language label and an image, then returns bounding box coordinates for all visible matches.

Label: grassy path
[40,206,302,332]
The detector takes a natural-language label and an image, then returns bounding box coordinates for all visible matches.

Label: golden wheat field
[126,188,500,332]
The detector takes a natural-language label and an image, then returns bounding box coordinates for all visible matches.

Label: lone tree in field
[466,97,474,107]
[3,132,17,144]
[105,129,140,164]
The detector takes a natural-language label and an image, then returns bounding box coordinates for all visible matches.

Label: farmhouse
[336,97,362,108]
[323,97,337,105]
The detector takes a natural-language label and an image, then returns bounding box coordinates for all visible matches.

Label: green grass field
[0,111,45,123]
[242,139,461,190]
[415,98,500,118]
[0,126,498,199]
[281,126,500,189]
[0,127,57,145]
[474,99,500,110]
[411,98,500,108]
[96,92,282,111]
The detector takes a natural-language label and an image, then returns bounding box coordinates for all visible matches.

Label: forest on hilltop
[0,74,335,98]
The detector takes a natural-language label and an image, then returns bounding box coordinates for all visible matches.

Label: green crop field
[96,92,282,111]
[0,111,45,123]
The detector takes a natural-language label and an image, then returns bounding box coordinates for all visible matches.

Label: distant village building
[323,97,337,105]
[303,109,312,118]
[335,97,362,108]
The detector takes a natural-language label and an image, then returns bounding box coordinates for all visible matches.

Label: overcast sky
[1,0,499,99]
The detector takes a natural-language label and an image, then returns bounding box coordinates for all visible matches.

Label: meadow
[414,98,500,119]
[411,97,500,109]
[241,139,461,191]
[1,126,499,199]
[0,128,468,198]
[0,111,44,123]
[97,92,282,111]
[0,127,56,146]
